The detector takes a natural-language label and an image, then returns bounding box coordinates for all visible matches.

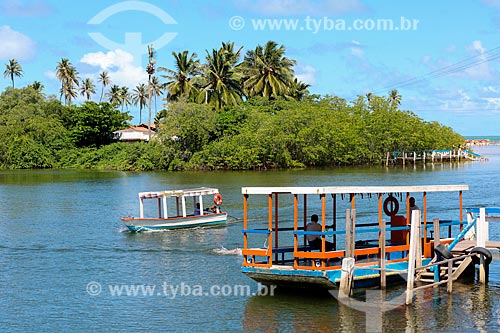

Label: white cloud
[79,49,148,88]
[43,70,56,80]
[482,86,499,93]
[236,0,366,15]
[0,25,36,61]
[463,40,491,80]
[295,64,317,85]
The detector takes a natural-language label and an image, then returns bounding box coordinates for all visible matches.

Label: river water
[1,146,499,332]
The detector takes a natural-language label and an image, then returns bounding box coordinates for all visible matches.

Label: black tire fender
[434,244,454,259]
[470,247,492,266]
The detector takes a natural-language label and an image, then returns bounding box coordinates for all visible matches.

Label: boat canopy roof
[139,187,220,199]
[242,184,468,195]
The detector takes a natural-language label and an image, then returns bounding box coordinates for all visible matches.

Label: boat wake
[211,246,242,256]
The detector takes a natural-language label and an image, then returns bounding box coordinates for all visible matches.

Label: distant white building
[113,124,157,143]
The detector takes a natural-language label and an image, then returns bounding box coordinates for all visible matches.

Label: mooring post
[380,219,386,289]
[406,210,421,305]
[447,259,453,293]
[478,208,488,283]
[345,209,352,258]
[433,218,441,283]
[386,152,390,166]
[339,257,355,298]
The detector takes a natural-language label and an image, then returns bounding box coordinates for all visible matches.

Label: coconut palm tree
[3,59,23,88]
[288,78,310,101]
[241,41,296,99]
[148,76,164,116]
[159,50,200,102]
[106,84,121,106]
[220,41,243,67]
[56,58,79,105]
[98,71,110,102]
[80,78,96,101]
[146,44,156,135]
[387,89,402,109]
[30,81,44,92]
[198,48,243,109]
[118,86,131,111]
[132,83,148,124]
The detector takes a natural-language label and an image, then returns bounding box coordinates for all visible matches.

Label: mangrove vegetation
[0,41,465,171]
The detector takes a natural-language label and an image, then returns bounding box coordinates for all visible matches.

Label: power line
[369,45,500,96]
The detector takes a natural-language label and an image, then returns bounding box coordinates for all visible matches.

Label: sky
[1,0,500,136]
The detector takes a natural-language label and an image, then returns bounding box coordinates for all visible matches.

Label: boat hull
[121,213,227,231]
[241,260,430,290]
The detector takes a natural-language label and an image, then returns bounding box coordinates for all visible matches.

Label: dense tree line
[1,40,465,170]
[0,87,464,170]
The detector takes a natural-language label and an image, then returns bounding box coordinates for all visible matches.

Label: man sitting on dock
[306,214,334,251]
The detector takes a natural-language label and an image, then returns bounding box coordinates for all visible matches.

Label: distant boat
[121,187,227,231]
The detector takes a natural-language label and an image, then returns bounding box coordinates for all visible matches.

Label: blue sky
[1,0,500,136]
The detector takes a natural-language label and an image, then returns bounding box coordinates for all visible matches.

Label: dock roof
[241,185,469,195]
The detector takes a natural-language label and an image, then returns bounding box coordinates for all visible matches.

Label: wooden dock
[385,149,484,166]
[452,240,500,256]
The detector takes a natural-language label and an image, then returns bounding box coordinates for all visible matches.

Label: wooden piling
[379,219,386,288]
[433,218,441,283]
[339,257,355,298]
[406,210,421,305]
[478,208,488,283]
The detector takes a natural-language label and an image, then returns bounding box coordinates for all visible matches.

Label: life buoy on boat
[383,195,399,216]
[214,193,223,206]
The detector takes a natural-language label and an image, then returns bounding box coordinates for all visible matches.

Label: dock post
[339,257,355,298]
[386,152,389,166]
[406,210,421,305]
[345,209,352,258]
[447,259,453,293]
[379,219,386,289]
[477,208,488,247]
[478,208,488,283]
[433,218,441,283]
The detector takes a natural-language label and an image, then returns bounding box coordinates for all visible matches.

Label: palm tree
[106,84,121,106]
[387,89,402,109]
[220,41,243,67]
[241,41,296,99]
[98,71,110,102]
[148,76,164,116]
[80,78,96,101]
[30,81,44,93]
[3,59,23,88]
[198,48,243,109]
[159,50,200,102]
[56,58,79,105]
[146,44,156,136]
[288,78,310,101]
[118,86,131,111]
[132,83,148,124]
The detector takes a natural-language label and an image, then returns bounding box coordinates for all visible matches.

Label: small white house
[113,124,157,143]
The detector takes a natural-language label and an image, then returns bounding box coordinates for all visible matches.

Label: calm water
[1,146,500,332]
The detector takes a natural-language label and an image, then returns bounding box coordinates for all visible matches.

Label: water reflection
[242,278,500,332]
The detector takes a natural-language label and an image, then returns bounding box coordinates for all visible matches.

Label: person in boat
[204,205,218,214]
[409,197,419,211]
[306,214,334,251]
[194,203,201,215]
